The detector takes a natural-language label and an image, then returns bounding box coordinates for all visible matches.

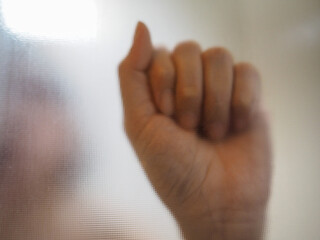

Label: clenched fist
[118,22,272,240]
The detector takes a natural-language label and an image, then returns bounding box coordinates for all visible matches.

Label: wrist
[176,208,267,240]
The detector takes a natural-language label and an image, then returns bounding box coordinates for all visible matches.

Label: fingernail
[180,112,197,129]
[209,122,225,140]
[160,90,174,116]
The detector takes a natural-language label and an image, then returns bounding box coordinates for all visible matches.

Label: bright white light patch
[2,0,97,40]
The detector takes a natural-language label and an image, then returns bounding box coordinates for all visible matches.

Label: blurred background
[0,0,319,239]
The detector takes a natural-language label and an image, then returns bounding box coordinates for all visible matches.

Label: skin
[119,22,272,240]
[0,21,271,240]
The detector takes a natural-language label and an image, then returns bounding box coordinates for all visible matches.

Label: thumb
[124,21,153,71]
[118,22,155,139]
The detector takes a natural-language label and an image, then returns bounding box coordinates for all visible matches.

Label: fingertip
[134,21,148,41]
[128,21,153,71]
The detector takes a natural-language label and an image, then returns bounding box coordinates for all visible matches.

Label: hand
[118,22,272,240]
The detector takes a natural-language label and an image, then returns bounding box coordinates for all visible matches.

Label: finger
[231,62,261,132]
[173,41,202,130]
[118,22,154,139]
[149,48,175,116]
[202,47,233,140]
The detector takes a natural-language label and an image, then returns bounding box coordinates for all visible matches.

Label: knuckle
[180,86,200,101]
[203,47,233,64]
[234,62,261,97]
[182,67,202,82]
[154,47,169,57]
[174,41,201,56]
[235,62,255,71]
[235,62,260,79]
[153,65,174,82]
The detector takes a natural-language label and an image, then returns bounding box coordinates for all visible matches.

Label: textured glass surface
[0,0,319,239]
